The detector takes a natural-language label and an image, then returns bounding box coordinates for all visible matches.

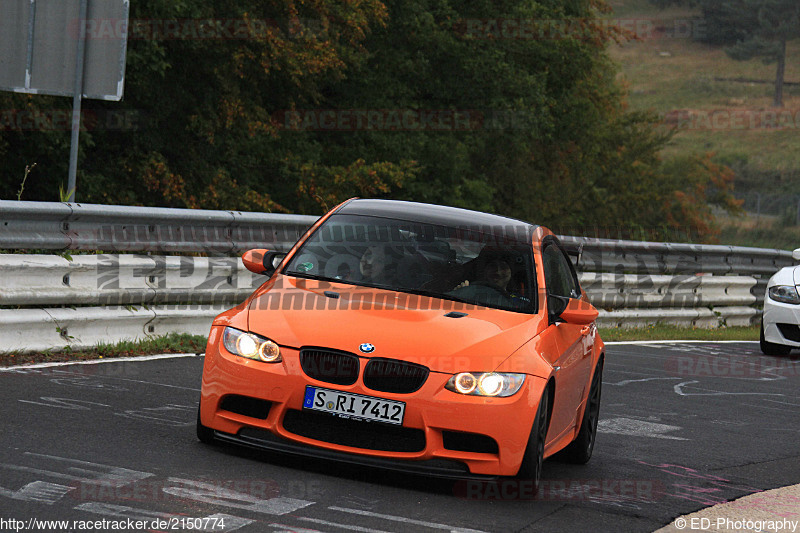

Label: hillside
[607,0,800,248]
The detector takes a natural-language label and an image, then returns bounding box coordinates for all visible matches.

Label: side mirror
[793,248,800,261]
[559,298,599,325]
[548,293,569,319]
[242,249,286,276]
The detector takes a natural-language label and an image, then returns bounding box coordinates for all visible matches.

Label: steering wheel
[470,280,508,296]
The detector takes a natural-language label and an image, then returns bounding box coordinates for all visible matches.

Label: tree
[722,0,800,107]
[0,0,402,208]
[650,0,800,107]
[1,0,741,242]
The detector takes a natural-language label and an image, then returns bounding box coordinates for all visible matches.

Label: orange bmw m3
[198,199,604,486]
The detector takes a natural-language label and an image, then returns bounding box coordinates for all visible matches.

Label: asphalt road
[0,341,798,533]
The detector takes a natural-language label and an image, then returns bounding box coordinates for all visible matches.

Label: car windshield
[283,214,536,313]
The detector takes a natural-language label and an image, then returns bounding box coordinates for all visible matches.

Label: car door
[541,240,595,440]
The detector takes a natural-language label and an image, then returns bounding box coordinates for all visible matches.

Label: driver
[448,248,529,308]
[453,257,512,293]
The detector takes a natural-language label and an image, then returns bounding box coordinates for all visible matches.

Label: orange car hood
[245,276,546,374]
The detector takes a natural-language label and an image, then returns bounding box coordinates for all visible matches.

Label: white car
[761,248,800,355]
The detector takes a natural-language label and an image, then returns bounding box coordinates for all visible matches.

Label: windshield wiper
[284,271,340,283]
[284,271,387,290]
[402,288,475,306]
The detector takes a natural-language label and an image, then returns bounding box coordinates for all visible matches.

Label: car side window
[542,243,580,299]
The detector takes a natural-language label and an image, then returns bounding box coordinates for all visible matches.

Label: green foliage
[58,183,76,203]
[723,1,800,106]
[599,324,759,341]
[719,217,800,249]
[0,333,208,365]
[0,0,741,242]
[16,163,36,201]
[723,0,800,57]
[648,0,696,7]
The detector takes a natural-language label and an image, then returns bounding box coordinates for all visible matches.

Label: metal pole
[755,192,761,226]
[67,0,88,203]
[796,196,800,226]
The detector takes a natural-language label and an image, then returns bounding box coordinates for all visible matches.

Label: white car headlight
[222,327,282,363]
[768,285,800,305]
[445,372,525,397]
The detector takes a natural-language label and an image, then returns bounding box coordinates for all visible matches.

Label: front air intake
[300,348,360,385]
[363,358,429,394]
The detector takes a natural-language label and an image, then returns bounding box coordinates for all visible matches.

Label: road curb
[0,352,203,371]
[654,483,800,532]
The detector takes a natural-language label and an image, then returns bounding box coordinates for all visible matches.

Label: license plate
[303,386,405,425]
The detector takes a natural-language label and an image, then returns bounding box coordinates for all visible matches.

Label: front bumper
[763,297,800,347]
[199,326,547,477]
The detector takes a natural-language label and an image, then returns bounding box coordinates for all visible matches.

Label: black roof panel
[336,199,536,240]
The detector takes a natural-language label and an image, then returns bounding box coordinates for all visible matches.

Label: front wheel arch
[555,354,604,464]
[515,381,552,486]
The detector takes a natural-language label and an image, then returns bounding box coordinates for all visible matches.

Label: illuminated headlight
[768,286,800,305]
[222,327,282,363]
[446,372,525,397]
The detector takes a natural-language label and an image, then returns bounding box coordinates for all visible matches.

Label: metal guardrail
[0,255,261,306]
[1,305,231,354]
[0,200,316,253]
[560,236,793,277]
[2,200,792,274]
[0,201,794,353]
[581,273,756,309]
[0,255,768,352]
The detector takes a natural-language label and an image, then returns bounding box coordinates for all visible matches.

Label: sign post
[0,0,130,202]
[67,0,89,203]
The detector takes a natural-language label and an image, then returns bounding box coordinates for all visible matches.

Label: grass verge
[0,333,208,368]
[0,327,761,368]
[599,324,759,342]
[717,214,800,250]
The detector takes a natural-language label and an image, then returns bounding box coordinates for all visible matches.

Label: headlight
[445,372,525,397]
[222,327,282,363]
[768,285,800,305]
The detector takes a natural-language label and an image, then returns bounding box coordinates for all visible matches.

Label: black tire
[760,322,792,356]
[557,359,603,464]
[196,404,215,444]
[516,386,549,490]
